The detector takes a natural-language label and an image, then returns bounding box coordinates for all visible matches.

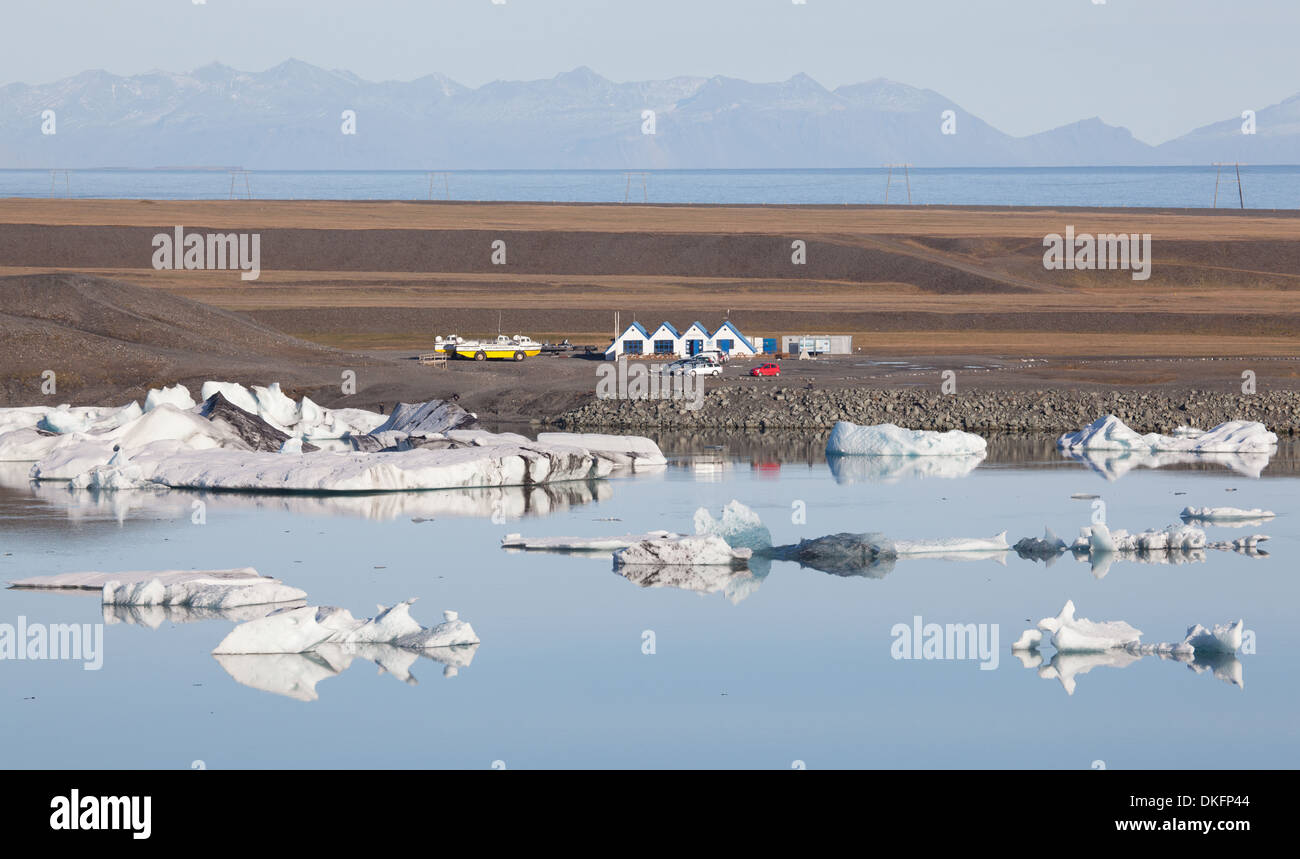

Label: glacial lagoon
[1,433,1296,769]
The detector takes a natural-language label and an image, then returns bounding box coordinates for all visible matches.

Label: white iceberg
[8,567,307,609]
[886,532,1008,555]
[39,439,613,492]
[1180,506,1275,524]
[144,384,197,412]
[826,421,987,457]
[1059,415,1277,454]
[1037,600,1144,652]
[212,601,479,655]
[1077,523,1206,554]
[536,432,667,469]
[693,499,772,550]
[502,530,680,553]
[612,535,752,568]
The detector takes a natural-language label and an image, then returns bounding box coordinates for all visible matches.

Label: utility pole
[623,172,649,203]
[1211,163,1246,209]
[883,163,912,204]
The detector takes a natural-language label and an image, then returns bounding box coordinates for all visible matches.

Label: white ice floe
[612,535,752,568]
[886,532,1008,555]
[212,601,479,655]
[1076,522,1206,554]
[502,530,680,552]
[1037,600,1144,652]
[826,421,988,457]
[144,384,197,412]
[693,499,772,550]
[1011,629,1043,651]
[537,432,667,469]
[38,402,143,435]
[39,439,612,492]
[1180,506,1275,523]
[1059,415,1277,454]
[8,567,307,609]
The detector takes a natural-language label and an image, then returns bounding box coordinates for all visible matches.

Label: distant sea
[2,166,1298,209]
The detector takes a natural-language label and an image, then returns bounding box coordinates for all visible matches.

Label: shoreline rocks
[548,387,1300,435]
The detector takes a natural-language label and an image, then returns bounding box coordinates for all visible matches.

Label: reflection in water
[0,458,610,524]
[616,563,768,605]
[1021,647,1244,695]
[214,643,479,702]
[1062,449,1275,481]
[827,453,985,485]
[103,601,305,629]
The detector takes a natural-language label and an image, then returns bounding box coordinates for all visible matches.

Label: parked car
[668,359,722,377]
[750,363,781,377]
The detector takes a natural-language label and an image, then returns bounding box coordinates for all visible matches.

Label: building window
[654,339,675,354]
[623,339,643,355]
[717,339,734,353]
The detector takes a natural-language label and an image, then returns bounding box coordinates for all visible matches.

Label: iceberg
[1059,415,1277,454]
[144,384,197,412]
[212,601,479,655]
[1037,600,1144,652]
[886,532,1008,555]
[7,567,307,608]
[826,421,987,457]
[536,432,667,469]
[693,499,772,550]
[502,530,680,553]
[1013,528,1069,562]
[612,535,752,569]
[1180,506,1275,524]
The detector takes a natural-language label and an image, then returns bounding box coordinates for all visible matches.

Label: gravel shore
[550,387,1300,435]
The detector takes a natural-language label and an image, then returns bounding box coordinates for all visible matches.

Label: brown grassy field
[1,199,1297,360]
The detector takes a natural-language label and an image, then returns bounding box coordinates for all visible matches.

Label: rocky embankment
[549,387,1300,435]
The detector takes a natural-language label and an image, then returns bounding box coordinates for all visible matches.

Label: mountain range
[1,60,1296,169]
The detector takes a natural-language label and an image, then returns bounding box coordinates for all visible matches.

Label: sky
[2,0,1296,145]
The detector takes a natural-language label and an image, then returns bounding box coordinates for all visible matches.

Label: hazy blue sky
[4,0,1296,144]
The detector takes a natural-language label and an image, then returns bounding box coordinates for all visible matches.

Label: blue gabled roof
[619,321,650,338]
[657,321,681,337]
[683,321,709,336]
[711,320,755,352]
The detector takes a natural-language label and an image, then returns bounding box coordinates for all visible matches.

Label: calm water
[4,166,1300,209]
[1,434,1296,769]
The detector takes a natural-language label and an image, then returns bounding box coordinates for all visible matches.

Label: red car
[750,363,780,377]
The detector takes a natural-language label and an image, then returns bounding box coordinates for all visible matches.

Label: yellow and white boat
[452,334,543,361]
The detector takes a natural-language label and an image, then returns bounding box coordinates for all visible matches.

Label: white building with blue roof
[604,320,758,359]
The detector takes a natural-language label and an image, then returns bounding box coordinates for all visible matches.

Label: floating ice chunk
[1059,415,1277,454]
[613,535,752,568]
[144,384,197,412]
[1180,506,1275,523]
[37,402,142,435]
[693,499,772,550]
[501,530,679,553]
[46,440,612,492]
[102,575,307,609]
[212,600,479,654]
[1037,600,1143,652]
[766,533,896,577]
[886,532,1008,555]
[1012,629,1043,651]
[1183,619,1245,654]
[1013,528,1068,561]
[11,567,269,591]
[537,432,667,469]
[1077,523,1206,554]
[373,400,480,436]
[826,421,987,457]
